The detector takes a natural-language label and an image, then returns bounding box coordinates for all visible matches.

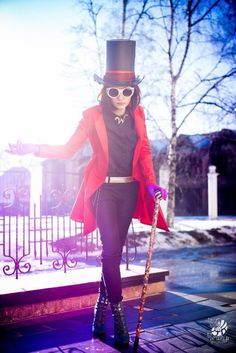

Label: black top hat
[94,39,143,86]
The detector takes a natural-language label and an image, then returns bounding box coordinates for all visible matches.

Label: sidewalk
[171,215,236,231]
[1,289,235,353]
[1,217,236,352]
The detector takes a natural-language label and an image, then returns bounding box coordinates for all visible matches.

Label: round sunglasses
[106,87,134,98]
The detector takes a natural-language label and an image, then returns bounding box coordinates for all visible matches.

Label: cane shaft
[133,199,160,352]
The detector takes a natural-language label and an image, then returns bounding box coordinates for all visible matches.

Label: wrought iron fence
[0,207,95,279]
[0,210,137,280]
[0,167,137,280]
[0,167,30,216]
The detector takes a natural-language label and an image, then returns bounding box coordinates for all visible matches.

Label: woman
[8,39,168,347]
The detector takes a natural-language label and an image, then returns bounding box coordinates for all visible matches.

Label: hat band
[104,70,135,82]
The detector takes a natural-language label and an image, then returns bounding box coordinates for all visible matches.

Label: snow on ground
[131,217,236,250]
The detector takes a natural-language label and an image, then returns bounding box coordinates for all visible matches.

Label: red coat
[39,105,169,234]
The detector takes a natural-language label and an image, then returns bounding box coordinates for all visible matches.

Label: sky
[0,0,81,149]
[0,0,235,164]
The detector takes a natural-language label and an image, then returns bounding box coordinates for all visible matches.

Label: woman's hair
[98,85,141,113]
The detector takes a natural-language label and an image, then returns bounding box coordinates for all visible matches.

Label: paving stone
[164,303,226,324]
[129,307,165,322]
[164,301,221,315]
[142,326,177,340]
[169,291,208,303]
[2,329,89,353]
[199,299,235,312]
[1,290,235,353]
[142,312,199,326]
[169,321,210,344]
[213,310,236,326]
[61,338,119,353]
[130,312,179,330]
[143,292,201,310]
[138,339,187,353]
[130,329,169,343]
[46,316,92,332]
[134,324,190,344]
[137,334,210,353]
[128,310,175,333]
[12,324,56,337]
[184,345,222,352]
[29,349,62,353]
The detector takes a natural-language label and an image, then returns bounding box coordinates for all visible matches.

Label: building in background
[154,129,236,216]
[0,130,235,217]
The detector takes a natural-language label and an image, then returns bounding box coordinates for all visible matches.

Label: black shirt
[103,110,138,177]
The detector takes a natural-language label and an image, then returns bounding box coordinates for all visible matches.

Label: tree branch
[177,68,236,131]
[191,0,221,27]
[128,0,149,39]
[175,0,192,80]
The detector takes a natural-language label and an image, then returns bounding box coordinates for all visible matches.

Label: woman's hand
[147,184,168,201]
[6,140,39,155]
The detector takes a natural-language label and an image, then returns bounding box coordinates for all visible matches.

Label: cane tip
[132,337,139,352]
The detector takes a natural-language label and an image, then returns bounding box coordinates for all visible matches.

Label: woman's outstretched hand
[147,184,168,201]
[6,140,39,155]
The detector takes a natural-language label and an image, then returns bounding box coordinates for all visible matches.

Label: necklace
[114,113,128,125]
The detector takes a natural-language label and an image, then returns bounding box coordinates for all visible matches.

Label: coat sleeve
[38,114,92,159]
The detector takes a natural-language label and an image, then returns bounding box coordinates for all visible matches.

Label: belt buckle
[105,176,133,183]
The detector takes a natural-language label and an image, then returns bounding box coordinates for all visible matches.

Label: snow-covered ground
[0,216,235,283]
[131,216,236,250]
[1,216,235,293]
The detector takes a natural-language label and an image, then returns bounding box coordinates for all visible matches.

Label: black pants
[91,182,139,303]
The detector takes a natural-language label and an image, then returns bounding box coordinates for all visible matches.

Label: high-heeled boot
[92,293,109,336]
[110,301,129,347]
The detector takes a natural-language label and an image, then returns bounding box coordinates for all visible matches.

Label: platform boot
[92,293,109,336]
[110,301,129,347]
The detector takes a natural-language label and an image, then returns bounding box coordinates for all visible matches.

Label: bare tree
[122,0,236,226]
[159,0,235,225]
[72,0,236,226]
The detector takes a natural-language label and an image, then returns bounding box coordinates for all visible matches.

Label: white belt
[104,176,134,183]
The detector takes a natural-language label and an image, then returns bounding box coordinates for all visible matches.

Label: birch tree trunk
[167,79,177,226]
[166,0,192,226]
[122,0,128,38]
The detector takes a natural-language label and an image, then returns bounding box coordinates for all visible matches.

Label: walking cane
[133,198,160,352]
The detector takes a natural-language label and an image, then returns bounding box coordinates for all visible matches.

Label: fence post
[159,162,169,220]
[208,165,218,219]
[30,164,43,217]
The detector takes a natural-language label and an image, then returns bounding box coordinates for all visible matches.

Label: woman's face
[106,86,134,113]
